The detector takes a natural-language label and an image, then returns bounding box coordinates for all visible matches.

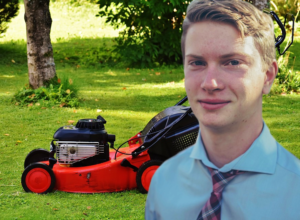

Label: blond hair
[181,0,276,70]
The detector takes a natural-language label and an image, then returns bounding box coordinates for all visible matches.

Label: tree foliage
[96,0,273,67]
[0,0,19,35]
[97,0,190,67]
[271,51,300,94]
[271,0,300,21]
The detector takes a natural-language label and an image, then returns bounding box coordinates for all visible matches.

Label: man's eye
[191,60,205,66]
[228,60,240,65]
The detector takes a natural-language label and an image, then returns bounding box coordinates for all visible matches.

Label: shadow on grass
[0,39,28,67]
[0,37,116,67]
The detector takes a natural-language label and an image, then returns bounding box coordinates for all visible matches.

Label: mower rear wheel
[22,162,56,194]
[24,148,50,168]
[136,160,162,194]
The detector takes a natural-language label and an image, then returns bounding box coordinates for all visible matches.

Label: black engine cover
[53,116,115,167]
[54,117,108,142]
[53,126,108,142]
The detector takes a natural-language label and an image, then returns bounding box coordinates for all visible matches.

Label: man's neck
[200,119,264,168]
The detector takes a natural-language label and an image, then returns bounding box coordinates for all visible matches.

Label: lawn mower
[21,96,199,194]
[21,10,295,194]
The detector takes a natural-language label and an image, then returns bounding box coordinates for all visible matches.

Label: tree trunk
[24,0,56,89]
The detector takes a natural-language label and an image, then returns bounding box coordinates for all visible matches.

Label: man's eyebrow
[219,53,251,59]
[185,53,252,59]
[185,54,205,59]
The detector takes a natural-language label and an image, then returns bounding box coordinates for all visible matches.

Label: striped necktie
[197,167,244,220]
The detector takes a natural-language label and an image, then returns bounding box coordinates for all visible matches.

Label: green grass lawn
[0,1,300,219]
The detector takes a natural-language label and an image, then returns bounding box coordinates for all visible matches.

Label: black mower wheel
[136,160,163,194]
[24,148,50,168]
[21,162,56,194]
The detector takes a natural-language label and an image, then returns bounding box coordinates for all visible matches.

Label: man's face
[184,21,274,131]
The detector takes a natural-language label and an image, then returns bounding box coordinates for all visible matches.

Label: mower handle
[175,96,188,106]
[132,107,193,157]
[269,11,295,55]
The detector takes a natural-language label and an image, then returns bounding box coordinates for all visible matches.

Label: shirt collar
[190,122,277,174]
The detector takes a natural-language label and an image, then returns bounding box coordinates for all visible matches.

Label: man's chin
[199,118,232,132]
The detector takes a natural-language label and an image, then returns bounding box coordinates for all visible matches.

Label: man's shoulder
[157,145,194,172]
[146,144,209,220]
[149,143,208,198]
[276,142,300,177]
[150,144,197,185]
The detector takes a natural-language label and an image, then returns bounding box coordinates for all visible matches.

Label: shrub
[96,0,190,67]
[271,51,300,95]
[0,0,19,36]
[13,76,80,108]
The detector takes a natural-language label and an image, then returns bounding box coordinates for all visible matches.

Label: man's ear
[262,60,278,95]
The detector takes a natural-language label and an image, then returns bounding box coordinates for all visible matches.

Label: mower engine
[55,142,102,164]
[52,115,115,167]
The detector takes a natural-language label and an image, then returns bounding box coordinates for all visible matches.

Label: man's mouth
[198,99,230,110]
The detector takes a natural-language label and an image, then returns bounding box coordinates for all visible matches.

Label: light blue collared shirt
[145,123,300,220]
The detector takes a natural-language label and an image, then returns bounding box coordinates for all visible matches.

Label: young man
[145,0,300,219]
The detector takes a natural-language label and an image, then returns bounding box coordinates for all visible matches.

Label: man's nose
[200,65,224,92]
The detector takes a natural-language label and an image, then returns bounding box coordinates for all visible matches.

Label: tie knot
[208,168,244,193]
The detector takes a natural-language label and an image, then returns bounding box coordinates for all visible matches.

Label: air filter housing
[53,116,108,142]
